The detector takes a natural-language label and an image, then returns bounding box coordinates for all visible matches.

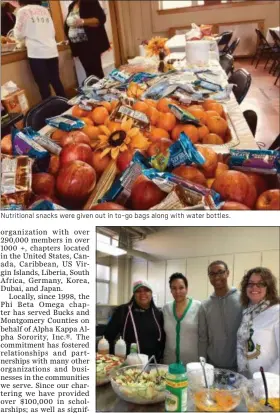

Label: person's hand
[72,18,84,27]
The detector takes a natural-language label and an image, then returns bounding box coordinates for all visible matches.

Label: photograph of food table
[95,226,280,412]
[1,1,279,211]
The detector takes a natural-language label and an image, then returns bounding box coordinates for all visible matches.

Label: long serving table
[96,382,249,412]
[39,64,258,153]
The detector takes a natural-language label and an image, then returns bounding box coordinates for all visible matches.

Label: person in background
[13,0,65,100]
[163,273,201,365]
[104,280,165,361]
[237,267,280,378]
[1,1,17,36]
[198,260,243,370]
[64,0,110,79]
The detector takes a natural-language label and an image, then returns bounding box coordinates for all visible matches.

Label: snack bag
[150,132,205,172]
[1,155,32,195]
[168,104,201,126]
[229,149,280,174]
[45,114,85,131]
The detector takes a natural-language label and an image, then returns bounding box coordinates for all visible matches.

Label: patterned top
[66,7,88,44]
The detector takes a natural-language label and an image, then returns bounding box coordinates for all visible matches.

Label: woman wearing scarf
[237,267,280,378]
[104,280,165,361]
[163,273,201,365]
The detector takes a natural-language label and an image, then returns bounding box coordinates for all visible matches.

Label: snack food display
[110,364,168,404]
[96,353,124,386]
[1,64,279,211]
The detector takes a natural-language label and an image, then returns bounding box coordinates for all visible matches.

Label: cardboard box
[2,89,30,115]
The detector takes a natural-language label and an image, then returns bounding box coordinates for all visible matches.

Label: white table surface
[266,26,280,44]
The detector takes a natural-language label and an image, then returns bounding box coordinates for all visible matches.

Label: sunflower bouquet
[145,36,170,57]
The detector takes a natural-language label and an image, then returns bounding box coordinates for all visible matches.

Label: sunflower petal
[98,125,111,136]
[100,147,112,158]
[130,134,150,150]
[121,117,134,132]
[124,136,131,145]
[97,134,110,143]
[127,127,140,137]
[119,144,128,153]
[111,147,120,159]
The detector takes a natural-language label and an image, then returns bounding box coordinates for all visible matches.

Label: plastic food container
[243,374,280,412]
[185,40,210,66]
[96,353,124,386]
[110,363,169,404]
[188,368,248,412]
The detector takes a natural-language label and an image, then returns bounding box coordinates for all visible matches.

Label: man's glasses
[208,270,226,278]
[247,282,267,289]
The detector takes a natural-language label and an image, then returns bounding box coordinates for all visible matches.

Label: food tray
[198,104,240,154]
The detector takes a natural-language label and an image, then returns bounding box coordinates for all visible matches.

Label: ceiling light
[97,242,127,257]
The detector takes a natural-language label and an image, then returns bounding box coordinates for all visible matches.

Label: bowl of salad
[188,368,248,412]
[96,353,124,386]
[110,363,168,404]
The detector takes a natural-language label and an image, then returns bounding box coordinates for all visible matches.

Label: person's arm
[268,320,280,375]
[104,306,125,354]
[74,1,106,27]
[198,305,208,360]
[13,8,27,40]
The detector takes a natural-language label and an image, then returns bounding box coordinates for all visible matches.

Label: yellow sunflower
[93,117,150,160]
[145,36,170,57]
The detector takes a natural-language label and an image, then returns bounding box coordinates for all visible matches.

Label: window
[159,0,247,10]
[97,264,110,304]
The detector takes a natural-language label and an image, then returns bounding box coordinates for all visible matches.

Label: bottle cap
[168,363,186,375]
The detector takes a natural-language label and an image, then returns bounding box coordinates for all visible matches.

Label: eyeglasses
[247,282,267,289]
[208,270,226,278]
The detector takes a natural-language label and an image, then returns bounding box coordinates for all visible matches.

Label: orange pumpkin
[149,127,170,141]
[180,124,199,144]
[80,117,94,126]
[186,106,207,125]
[91,150,111,174]
[202,99,217,111]
[171,124,185,141]
[83,125,100,140]
[100,101,112,113]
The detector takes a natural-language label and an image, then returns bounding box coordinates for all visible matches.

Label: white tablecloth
[266,26,280,44]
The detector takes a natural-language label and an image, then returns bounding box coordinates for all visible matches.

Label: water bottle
[114,336,126,358]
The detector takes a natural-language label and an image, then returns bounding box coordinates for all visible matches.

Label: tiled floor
[234,57,279,149]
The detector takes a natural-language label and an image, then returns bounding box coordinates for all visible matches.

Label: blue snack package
[229,149,280,174]
[150,132,205,172]
[45,114,85,131]
[12,128,50,172]
[100,151,150,205]
[23,127,61,156]
[28,200,66,210]
[168,103,201,126]
[194,80,222,92]
[143,169,221,207]
[109,68,131,83]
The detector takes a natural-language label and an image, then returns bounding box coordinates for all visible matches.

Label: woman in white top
[237,267,280,378]
[163,273,201,365]
[14,0,65,100]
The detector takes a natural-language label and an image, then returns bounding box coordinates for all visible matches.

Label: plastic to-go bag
[185,23,203,41]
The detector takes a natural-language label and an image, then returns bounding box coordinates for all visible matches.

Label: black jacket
[104,300,165,362]
[64,0,110,57]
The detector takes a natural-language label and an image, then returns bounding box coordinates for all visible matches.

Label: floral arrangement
[145,36,170,57]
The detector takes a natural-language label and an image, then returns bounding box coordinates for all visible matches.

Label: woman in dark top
[1,2,16,36]
[64,0,110,79]
[104,280,165,362]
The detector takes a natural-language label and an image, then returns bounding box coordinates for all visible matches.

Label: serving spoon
[260,367,273,410]
[199,357,215,408]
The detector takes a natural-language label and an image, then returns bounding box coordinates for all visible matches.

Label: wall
[116,0,280,58]
[128,227,279,306]
[1,49,77,107]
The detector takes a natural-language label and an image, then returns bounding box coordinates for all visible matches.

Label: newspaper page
[1,213,95,413]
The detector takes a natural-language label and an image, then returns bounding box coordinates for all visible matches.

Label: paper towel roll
[185,40,210,66]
